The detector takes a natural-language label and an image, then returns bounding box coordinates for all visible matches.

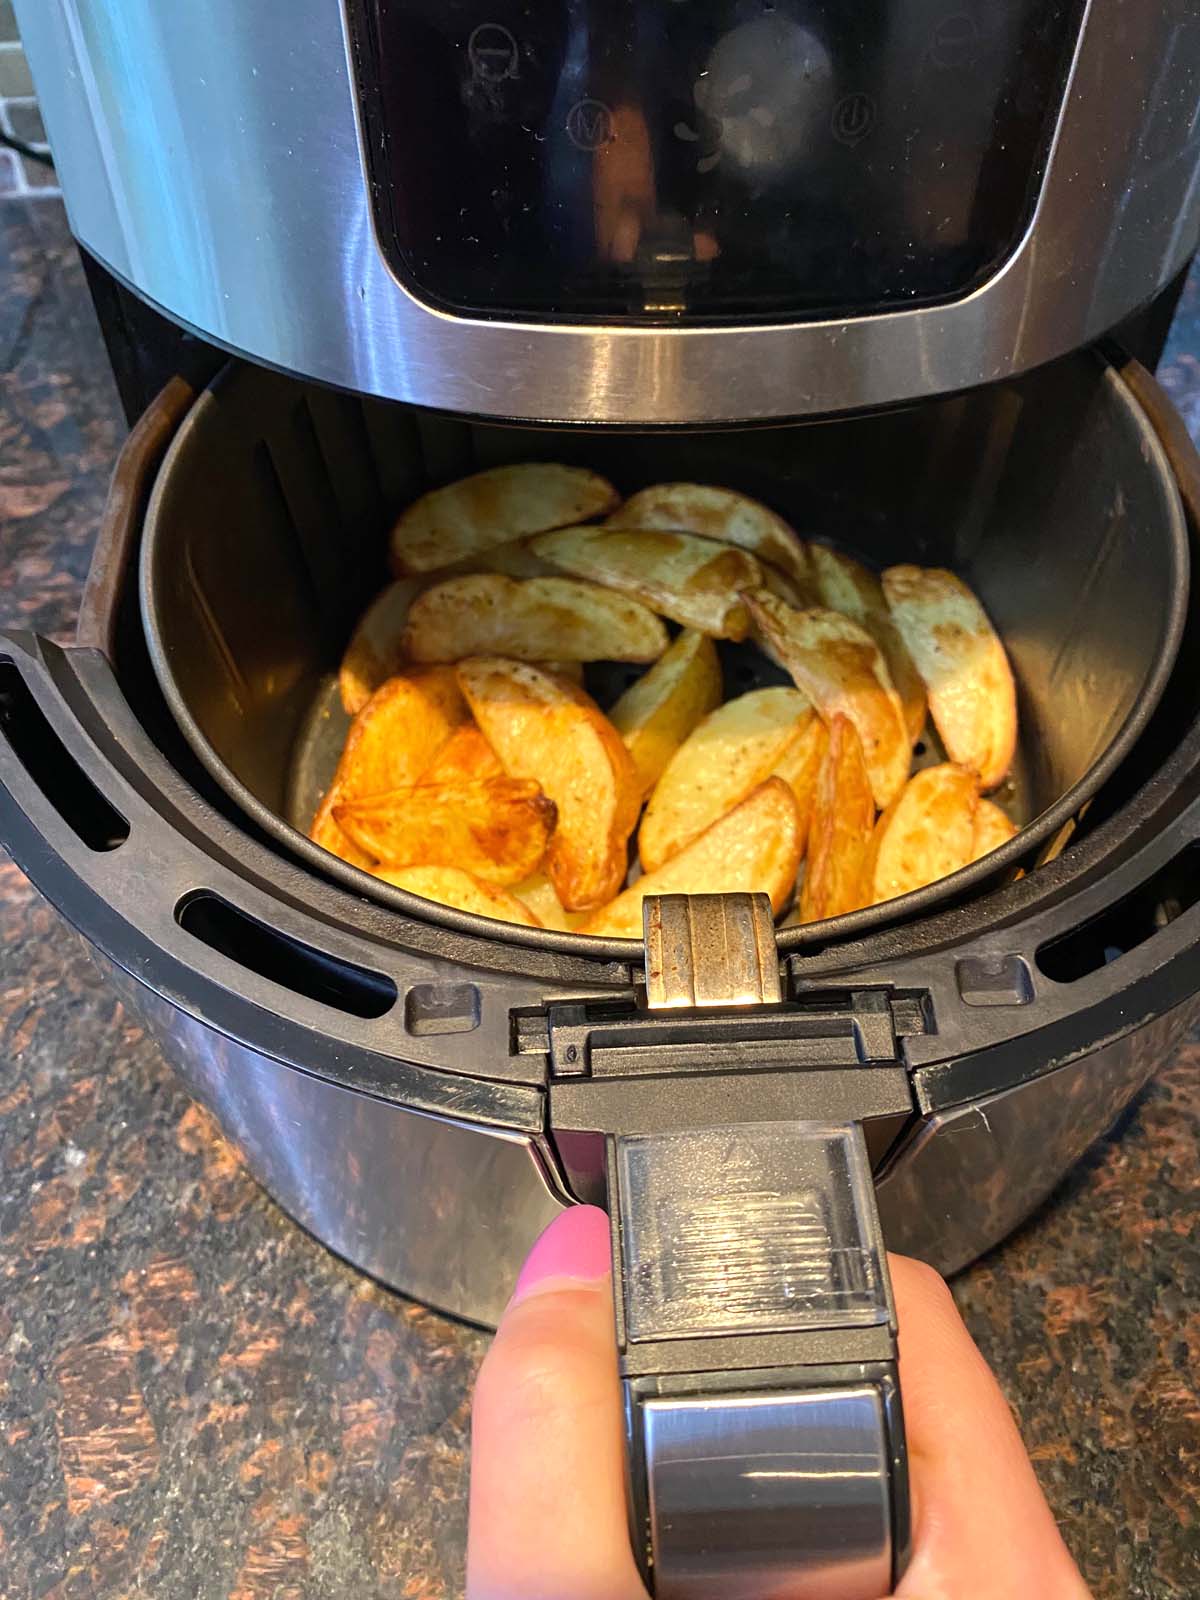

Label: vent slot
[177,891,396,1019]
[0,661,129,851]
[1036,844,1200,983]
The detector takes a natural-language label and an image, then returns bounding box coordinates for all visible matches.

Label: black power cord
[0,129,54,168]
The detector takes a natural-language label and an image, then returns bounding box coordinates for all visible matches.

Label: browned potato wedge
[609,630,723,798]
[376,865,542,927]
[532,526,763,640]
[402,574,667,665]
[744,590,910,809]
[614,483,810,587]
[419,724,504,784]
[639,687,812,872]
[580,779,801,938]
[310,790,375,869]
[511,872,592,933]
[457,658,642,911]
[972,798,1019,862]
[390,464,618,575]
[809,544,927,744]
[800,716,876,923]
[772,713,829,860]
[335,777,555,884]
[311,667,468,858]
[865,764,979,904]
[881,565,1017,791]
[339,578,426,715]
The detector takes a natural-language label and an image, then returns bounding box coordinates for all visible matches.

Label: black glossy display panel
[348,0,1083,322]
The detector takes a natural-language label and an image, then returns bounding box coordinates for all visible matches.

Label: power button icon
[832,92,876,148]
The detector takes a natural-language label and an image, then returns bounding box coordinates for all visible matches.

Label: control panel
[346,0,1084,323]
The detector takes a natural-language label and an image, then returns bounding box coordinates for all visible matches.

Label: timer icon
[832,92,876,148]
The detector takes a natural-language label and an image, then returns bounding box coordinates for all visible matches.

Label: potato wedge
[580,779,801,938]
[865,763,979,904]
[772,713,829,860]
[809,544,927,744]
[310,789,375,870]
[881,565,1017,790]
[639,687,812,872]
[328,667,468,801]
[310,668,468,858]
[376,865,542,927]
[511,872,592,933]
[457,658,642,911]
[614,483,810,587]
[972,798,1019,862]
[339,578,426,715]
[402,574,667,665]
[391,464,619,575]
[744,590,911,809]
[800,715,875,923]
[609,630,723,798]
[335,777,555,884]
[419,724,504,784]
[532,525,763,640]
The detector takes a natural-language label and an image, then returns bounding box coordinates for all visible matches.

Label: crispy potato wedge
[639,687,812,872]
[882,565,1017,790]
[329,667,468,800]
[457,658,642,911]
[865,763,979,904]
[772,713,829,860]
[402,574,668,665]
[532,525,763,640]
[310,789,375,870]
[800,716,876,923]
[390,464,619,575]
[744,590,911,809]
[339,578,427,715]
[376,865,542,927]
[310,667,468,858]
[511,872,592,933]
[609,630,723,798]
[419,724,505,784]
[580,779,801,938]
[335,777,555,884]
[809,544,927,744]
[972,798,1019,862]
[614,483,810,587]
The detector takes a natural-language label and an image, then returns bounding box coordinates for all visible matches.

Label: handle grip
[609,896,912,1599]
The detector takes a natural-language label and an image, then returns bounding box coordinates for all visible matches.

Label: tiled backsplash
[0,3,60,199]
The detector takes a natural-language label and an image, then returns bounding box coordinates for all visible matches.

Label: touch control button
[467,23,519,82]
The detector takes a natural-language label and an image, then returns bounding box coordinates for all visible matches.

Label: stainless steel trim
[642,1388,892,1600]
[93,954,569,1327]
[16,0,1200,422]
[877,997,1200,1274]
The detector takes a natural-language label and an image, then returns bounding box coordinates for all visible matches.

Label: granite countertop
[1,197,1198,1600]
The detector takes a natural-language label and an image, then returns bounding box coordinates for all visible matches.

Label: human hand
[467,1205,1092,1600]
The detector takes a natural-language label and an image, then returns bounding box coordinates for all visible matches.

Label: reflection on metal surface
[877,998,1200,1274]
[95,955,567,1325]
[14,0,1200,420]
[643,1388,892,1600]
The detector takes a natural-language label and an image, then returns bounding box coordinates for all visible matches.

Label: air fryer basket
[141,351,1188,950]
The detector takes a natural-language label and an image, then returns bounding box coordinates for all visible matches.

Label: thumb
[467,1206,649,1600]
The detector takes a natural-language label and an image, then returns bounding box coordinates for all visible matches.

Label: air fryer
[7,0,1200,1594]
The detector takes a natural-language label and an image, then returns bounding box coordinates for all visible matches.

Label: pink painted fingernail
[510,1206,612,1305]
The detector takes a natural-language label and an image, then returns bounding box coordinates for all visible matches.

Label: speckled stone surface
[1,197,1199,1598]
